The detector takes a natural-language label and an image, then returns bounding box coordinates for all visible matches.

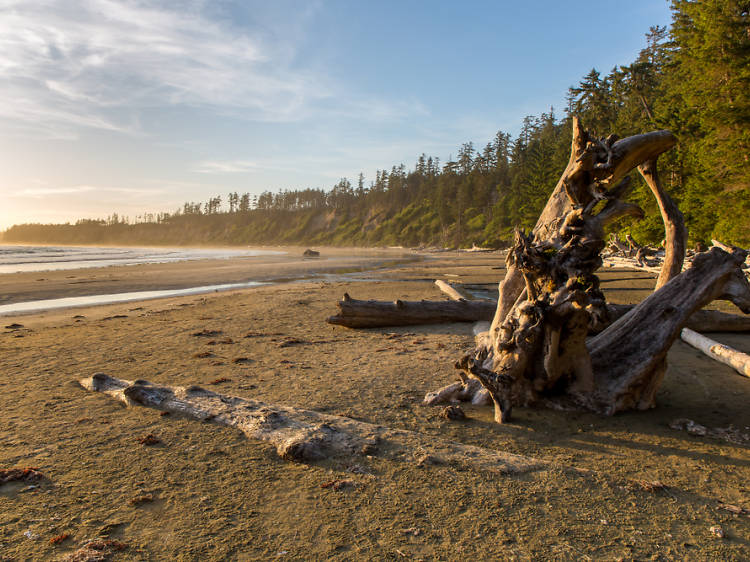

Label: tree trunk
[605,304,750,333]
[434,279,471,301]
[586,248,750,414]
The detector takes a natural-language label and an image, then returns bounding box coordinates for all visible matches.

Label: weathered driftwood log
[586,248,750,414]
[79,373,544,474]
[605,304,750,333]
[326,293,497,328]
[432,119,750,422]
[327,295,750,332]
[680,328,750,378]
[434,279,471,301]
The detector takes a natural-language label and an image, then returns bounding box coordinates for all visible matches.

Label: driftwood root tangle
[435,119,750,422]
[79,373,544,474]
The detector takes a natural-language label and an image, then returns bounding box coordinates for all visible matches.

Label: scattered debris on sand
[0,467,44,484]
[628,479,669,493]
[50,533,71,545]
[439,404,466,420]
[320,479,355,491]
[192,329,222,337]
[669,418,750,445]
[62,539,127,562]
[137,434,161,446]
[129,493,154,506]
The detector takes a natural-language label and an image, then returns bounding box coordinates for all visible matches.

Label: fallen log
[602,256,661,274]
[680,328,750,378]
[586,247,750,415]
[79,373,545,474]
[327,295,750,332]
[606,304,750,333]
[434,279,470,301]
[326,293,497,328]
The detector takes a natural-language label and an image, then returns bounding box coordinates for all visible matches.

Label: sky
[0,0,673,229]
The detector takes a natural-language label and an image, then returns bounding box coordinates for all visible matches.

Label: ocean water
[0,281,267,316]
[0,245,285,274]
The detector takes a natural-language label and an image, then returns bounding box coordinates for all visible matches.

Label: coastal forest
[4,1,748,248]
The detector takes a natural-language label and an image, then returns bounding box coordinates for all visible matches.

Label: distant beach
[0,244,286,274]
[0,245,420,315]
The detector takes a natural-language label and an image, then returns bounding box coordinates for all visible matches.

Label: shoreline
[0,246,423,312]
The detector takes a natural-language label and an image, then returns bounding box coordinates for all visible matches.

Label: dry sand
[0,250,748,560]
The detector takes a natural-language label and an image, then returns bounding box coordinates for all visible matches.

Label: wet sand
[0,246,419,307]
[0,251,748,560]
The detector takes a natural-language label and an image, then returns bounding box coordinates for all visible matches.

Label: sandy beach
[1,249,748,560]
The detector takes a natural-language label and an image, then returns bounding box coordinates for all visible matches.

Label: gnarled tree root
[79,373,545,474]
[426,118,750,422]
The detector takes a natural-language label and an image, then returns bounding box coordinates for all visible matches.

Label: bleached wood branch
[680,328,750,378]
[434,279,469,301]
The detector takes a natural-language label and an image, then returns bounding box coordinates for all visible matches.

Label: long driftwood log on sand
[79,373,544,474]
[327,293,750,333]
[680,328,750,378]
[434,279,472,301]
[604,304,750,333]
[326,293,497,328]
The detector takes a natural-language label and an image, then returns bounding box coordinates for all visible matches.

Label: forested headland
[3,1,748,248]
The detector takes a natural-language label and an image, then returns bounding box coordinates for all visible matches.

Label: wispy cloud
[12,184,161,197]
[193,159,258,174]
[0,0,330,137]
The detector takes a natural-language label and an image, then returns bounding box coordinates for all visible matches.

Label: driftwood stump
[428,118,750,422]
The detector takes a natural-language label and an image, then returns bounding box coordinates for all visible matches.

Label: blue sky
[0,0,672,229]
